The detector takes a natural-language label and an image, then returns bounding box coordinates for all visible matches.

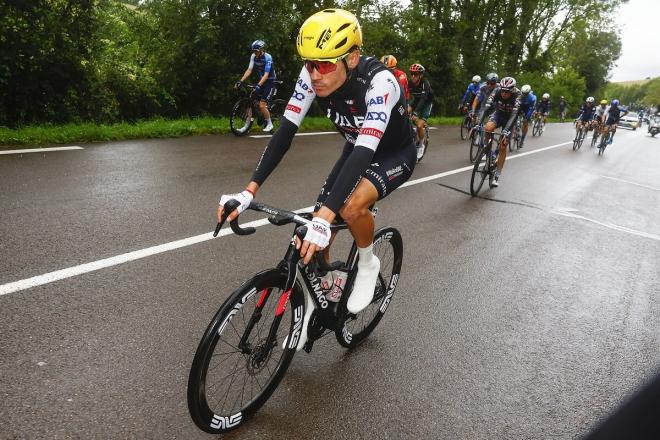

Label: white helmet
[472,75,481,83]
[586,96,595,103]
[542,93,550,99]
[521,84,532,94]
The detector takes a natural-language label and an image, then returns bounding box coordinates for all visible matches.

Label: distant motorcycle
[649,118,659,137]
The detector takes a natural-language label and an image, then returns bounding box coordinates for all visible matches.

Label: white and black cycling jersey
[251,56,414,214]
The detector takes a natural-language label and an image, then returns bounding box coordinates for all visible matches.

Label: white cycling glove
[219,190,253,216]
[303,217,331,249]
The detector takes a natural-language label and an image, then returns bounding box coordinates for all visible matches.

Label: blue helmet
[611,99,619,106]
[251,40,265,51]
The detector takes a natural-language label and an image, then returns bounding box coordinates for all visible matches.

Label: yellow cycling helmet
[296,9,362,62]
[600,99,608,105]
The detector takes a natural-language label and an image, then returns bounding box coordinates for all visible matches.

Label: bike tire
[469,128,482,163]
[532,121,539,137]
[230,98,254,136]
[460,117,469,140]
[335,227,403,348]
[187,269,304,434]
[591,131,598,148]
[470,147,489,196]
[578,128,585,149]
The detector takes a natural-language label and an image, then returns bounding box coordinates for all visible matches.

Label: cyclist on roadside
[558,96,567,121]
[235,40,278,132]
[603,99,628,145]
[476,76,521,187]
[518,84,536,148]
[460,75,481,114]
[576,97,597,133]
[408,63,434,160]
[381,55,409,102]
[535,93,551,124]
[218,9,415,350]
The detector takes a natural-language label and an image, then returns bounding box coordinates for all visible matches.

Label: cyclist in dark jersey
[477,76,521,187]
[235,40,278,131]
[408,63,434,160]
[518,84,536,148]
[218,9,415,350]
[603,99,628,145]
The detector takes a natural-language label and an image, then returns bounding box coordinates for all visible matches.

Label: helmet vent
[316,28,332,49]
[337,22,350,32]
[334,37,348,50]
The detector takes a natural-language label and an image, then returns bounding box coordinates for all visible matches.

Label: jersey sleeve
[282,66,316,127]
[247,53,255,70]
[353,70,401,152]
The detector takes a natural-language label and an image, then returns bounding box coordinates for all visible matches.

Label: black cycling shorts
[315,143,416,212]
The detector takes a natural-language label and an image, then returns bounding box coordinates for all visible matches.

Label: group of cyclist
[573,97,628,146]
[222,9,632,351]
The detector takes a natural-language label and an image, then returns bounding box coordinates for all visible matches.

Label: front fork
[238,234,304,353]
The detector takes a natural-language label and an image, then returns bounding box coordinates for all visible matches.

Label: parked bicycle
[532,112,545,137]
[230,82,286,136]
[470,129,504,195]
[187,200,402,434]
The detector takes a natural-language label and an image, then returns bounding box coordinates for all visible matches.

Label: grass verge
[0,115,468,147]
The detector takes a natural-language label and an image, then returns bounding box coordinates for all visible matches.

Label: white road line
[600,175,660,192]
[552,209,660,242]
[0,146,83,155]
[0,138,632,297]
[249,131,338,139]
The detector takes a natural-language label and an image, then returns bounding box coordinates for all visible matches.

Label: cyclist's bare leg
[339,178,379,247]
[497,136,508,171]
[415,118,426,144]
[258,100,271,121]
[484,120,497,146]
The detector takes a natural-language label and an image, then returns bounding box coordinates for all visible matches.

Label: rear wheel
[336,227,403,348]
[187,270,304,434]
[460,116,470,140]
[230,98,254,136]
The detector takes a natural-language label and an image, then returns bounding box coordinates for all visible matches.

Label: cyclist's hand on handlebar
[218,190,253,222]
[297,217,331,264]
[501,128,511,138]
[254,84,262,94]
[234,80,243,89]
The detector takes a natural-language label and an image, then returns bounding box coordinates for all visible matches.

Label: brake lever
[213,199,256,237]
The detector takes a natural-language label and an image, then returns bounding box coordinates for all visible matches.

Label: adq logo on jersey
[366,111,387,123]
[291,90,305,102]
[368,93,389,106]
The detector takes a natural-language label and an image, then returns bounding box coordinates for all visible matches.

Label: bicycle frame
[215,200,362,354]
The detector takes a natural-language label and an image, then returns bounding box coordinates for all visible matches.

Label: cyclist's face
[410,72,422,84]
[307,51,359,97]
[501,90,511,98]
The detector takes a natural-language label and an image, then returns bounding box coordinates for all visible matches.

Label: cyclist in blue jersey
[602,99,628,145]
[535,93,551,123]
[235,40,278,132]
[517,84,536,148]
[460,75,481,113]
[575,97,597,133]
[472,72,499,116]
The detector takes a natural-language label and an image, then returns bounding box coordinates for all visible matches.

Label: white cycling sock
[357,244,374,265]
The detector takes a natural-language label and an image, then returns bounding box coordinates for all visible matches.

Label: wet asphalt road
[1,124,659,439]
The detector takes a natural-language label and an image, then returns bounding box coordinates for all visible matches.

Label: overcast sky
[609,0,660,81]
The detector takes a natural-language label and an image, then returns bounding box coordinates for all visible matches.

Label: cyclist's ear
[346,50,360,69]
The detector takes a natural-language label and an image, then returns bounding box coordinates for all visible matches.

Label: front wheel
[336,227,403,348]
[460,117,470,140]
[230,98,254,136]
[268,99,287,131]
[187,269,304,434]
[469,128,482,163]
[470,146,489,196]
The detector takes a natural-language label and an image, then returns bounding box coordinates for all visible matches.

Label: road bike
[590,121,602,148]
[572,122,588,151]
[532,112,545,137]
[411,116,430,162]
[598,125,613,156]
[469,123,484,163]
[230,82,286,136]
[187,200,403,434]
[509,118,522,152]
[460,110,475,140]
[470,129,504,195]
